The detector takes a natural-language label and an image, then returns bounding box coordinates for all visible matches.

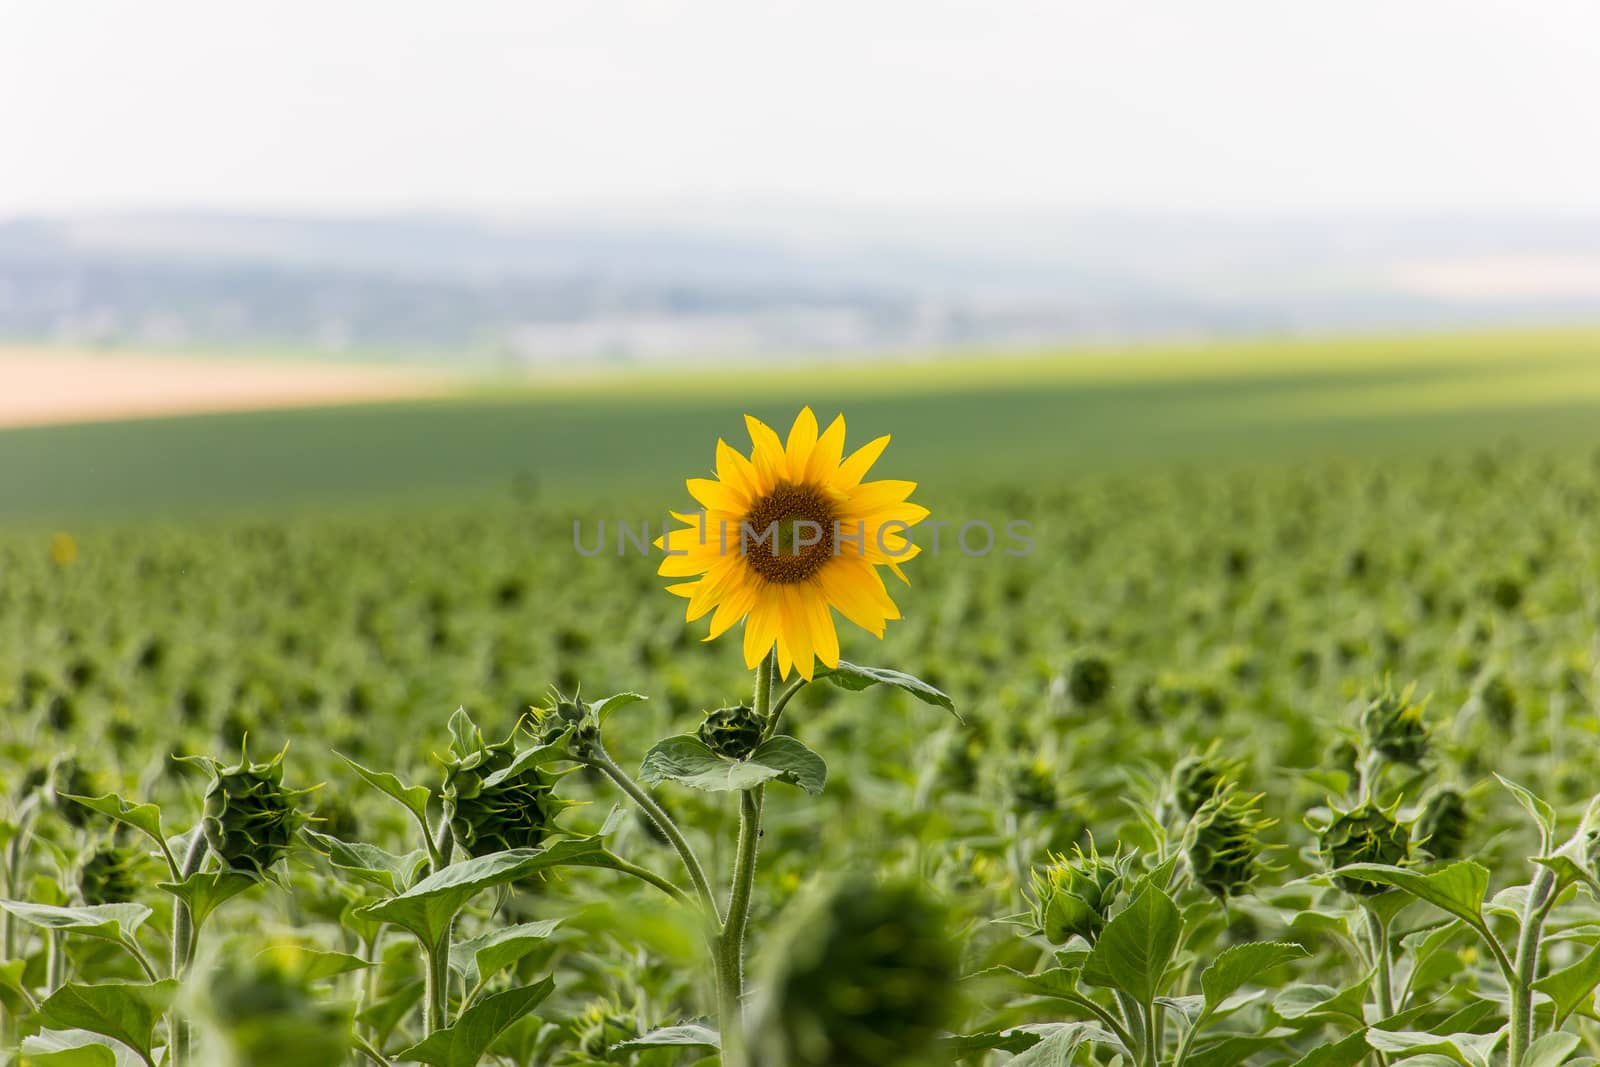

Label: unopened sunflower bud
[698,705,765,761]
[1185,789,1272,898]
[443,710,571,858]
[78,845,142,905]
[1028,842,1127,944]
[1067,654,1113,706]
[49,756,105,830]
[199,943,354,1067]
[1320,804,1411,895]
[1171,749,1240,819]
[1414,786,1471,860]
[573,999,638,1061]
[1360,681,1430,766]
[198,746,313,876]
[1009,757,1058,814]
[531,690,600,759]
[752,877,959,1067]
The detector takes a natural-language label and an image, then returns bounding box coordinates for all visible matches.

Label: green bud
[1008,757,1058,814]
[1480,675,1517,733]
[1414,786,1471,861]
[531,689,600,759]
[752,877,959,1067]
[698,705,765,761]
[78,845,143,905]
[1360,681,1430,766]
[1028,842,1128,944]
[1319,803,1411,895]
[197,745,313,876]
[199,943,354,1067]
[442,709,570,858]
[49,756,105,830]
[1067,654,1113,706]
[572,999,638,1062]
[1171,748,1241,819]
[1185,788,1272,898]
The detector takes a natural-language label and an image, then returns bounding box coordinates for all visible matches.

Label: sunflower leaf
[638,735,827,794]
[813,661,959,719]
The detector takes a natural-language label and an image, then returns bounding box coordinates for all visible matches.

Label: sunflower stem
[168,828,209,1067]
[719,649,775,1067]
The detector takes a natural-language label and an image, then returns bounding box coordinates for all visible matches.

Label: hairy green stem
[589,745,720,924]
[423,931,452,1036]
[353,1033,393,1066]
[764,675,809,738]
[1510,866,1559,1067]
[168,829,209,1067]
[718,650,775,1067]
[1364,905,1395,1019]
[609,855,692,905]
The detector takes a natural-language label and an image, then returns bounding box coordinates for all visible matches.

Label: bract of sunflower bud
[193,744,314,876]
[78,844,143,905]
[1028,841,1130,944]
[698,704,766,761]
[1319,802,1411,895]
[195,942,354,1067]
[1171,745,1243,819]
[529,690,600,760]
[750,876,959,1067]
[1185,787,1273,898]
[571,998,640,1062]
[1360,680,1430,767]
[442,708,575,858]
[1413,785,1471,860]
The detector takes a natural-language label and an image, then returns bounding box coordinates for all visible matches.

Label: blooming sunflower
[656,407,927,680]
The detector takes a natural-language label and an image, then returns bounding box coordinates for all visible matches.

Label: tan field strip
[0,348,458,429]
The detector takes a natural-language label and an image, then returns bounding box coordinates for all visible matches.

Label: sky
[3,0,1600,220]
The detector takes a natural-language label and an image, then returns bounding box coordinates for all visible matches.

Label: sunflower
[656,407,928,680]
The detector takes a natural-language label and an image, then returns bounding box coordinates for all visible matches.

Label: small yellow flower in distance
[50,532,77,567]
[656,407,928,680]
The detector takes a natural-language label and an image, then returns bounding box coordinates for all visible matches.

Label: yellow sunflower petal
[716,439,760,498]
[806,414,847,484]
[838,479,918,516]
[833,434,890,488]
[784,406,819,481]
[745,415,788,492]
[805,583,840,667]
[687,477,747,514]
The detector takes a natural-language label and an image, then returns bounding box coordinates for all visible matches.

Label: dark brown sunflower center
[741,482,837,584]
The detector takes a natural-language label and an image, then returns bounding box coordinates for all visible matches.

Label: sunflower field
[5,336,1600,1067]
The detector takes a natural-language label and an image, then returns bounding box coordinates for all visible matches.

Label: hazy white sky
[3,0,1599,218]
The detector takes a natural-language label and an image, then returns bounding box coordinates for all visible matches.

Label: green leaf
[814,661,959,718]
[360,838,617,947]
[637,735,828,795]
[36,981,178,1066]
[1524,1033,1582,1067]
[0,901,151,943]
[1534,941,1600,1026]
[157,870,260,930]
[336,754,434,831]
[1285,1031,1370,1067]
[56,796,167,857]
[1081,883,1182,1003]
[748,736,827,795]
[591,692,647,724]
[268,948,374,981]
[1200,942,1309,1014]
[449,919,562,991]
[20,1029,144,1067]
[1006,1023,1097,1067]
[614,1025,721,1052]
[965,964,1082,1001]
[302,828,428,896]
[1272,981,1368,1024]
[1333,861,1489,927]
[940,1030,1043,1056]
[1495,774,1556,845]
[394,978,554,1067]
[1364,1028,1502,1067]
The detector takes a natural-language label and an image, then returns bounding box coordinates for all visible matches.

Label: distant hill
[3,209,1599,363]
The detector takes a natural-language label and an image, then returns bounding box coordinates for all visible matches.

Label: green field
[4,327,1600,522]
[6,327,1600,1066]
